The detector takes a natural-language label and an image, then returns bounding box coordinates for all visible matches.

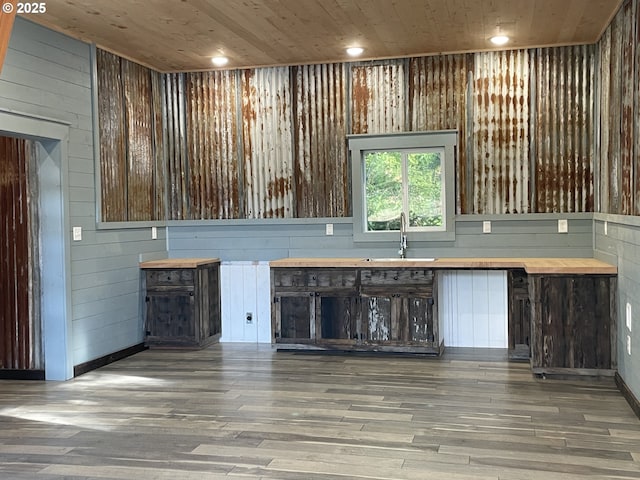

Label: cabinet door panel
[146,292,196,339]
[279,295,312,340]
[319,296,358,340]
[408,296,434,343]
[362,295,392,341]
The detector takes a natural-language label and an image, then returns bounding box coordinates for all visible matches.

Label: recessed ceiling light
[346,47,364,57]
[211,56,229,67]
[490,35,509,46]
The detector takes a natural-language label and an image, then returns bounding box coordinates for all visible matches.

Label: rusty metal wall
[534,45,595,213]
[351,61,407,134]
[240,67,294,218]
[185,71,240,219]
[97,49,127,222]
[97,49,165,221]
[0,136,40,370]
[292,63,349,217]
[598,0,639,215]
[408,54,470,213]
[164,72,189,220]
[471,50,531,214]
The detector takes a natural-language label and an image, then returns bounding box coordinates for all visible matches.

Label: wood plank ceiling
[22,0,622,72]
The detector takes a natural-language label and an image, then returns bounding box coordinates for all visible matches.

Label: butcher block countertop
[269,257,617,275]
[139,258,220,269]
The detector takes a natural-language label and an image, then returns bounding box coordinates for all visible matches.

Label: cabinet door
[274,293,314,343]
[146,291,196,345]
[508,270,530,359]
[316,294,359,342]
[361,291,435,345]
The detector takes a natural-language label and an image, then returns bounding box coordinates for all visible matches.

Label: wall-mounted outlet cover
[72,226,82,241]
[151,226,157,239]
[326,223,334,236]
[604,221,608,236]
[482,221,491,234]
[627,335,632,355]
[558,219,568,233]
[627,302,632,331]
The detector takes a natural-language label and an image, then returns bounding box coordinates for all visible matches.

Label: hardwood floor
[1,344,640,479]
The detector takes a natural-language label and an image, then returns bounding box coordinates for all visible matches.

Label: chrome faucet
[398,212,407,258]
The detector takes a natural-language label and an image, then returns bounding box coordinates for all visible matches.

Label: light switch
[482,221,491,234]
[72,226,82,241]
[326,223,334,236]
[604,221,608,236]
[152,226,157,239]
[557,219,568,233]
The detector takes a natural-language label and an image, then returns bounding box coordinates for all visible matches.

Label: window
[349,131,456,243]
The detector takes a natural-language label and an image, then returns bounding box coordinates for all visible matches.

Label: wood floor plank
[1,344,639,479]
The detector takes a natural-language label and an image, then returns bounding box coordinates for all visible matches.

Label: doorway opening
[0,111,73,380]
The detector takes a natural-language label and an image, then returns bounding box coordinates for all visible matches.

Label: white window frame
[349,130,457,243]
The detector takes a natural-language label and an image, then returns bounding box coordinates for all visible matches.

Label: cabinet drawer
[273,269,309,287]
[361,269,434,286]
[146,269,195,287]
[308,269,357,288]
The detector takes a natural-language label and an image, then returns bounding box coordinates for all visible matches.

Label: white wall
[439,270,508,348]
[220,262,271,343]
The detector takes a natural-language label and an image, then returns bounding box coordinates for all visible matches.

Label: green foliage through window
[364,150,443,231]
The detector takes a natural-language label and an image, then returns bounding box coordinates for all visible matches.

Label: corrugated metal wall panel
[0,136,40,370]
[621,0,638,216]
[351,61,407,134]
[534,46,595,213]
[635,0,640,215]
[97,49,165,221]
[150,71,166,220]
[96,49,126,222]
[599,27,612,213]
[241,67,294,218]
[408,54,470,213]
[164,72,189,220]
[472,50,530,214]
[185,71,240,219]
[598,0,639,216]
[121,59,155,221]
[293,63,349,217]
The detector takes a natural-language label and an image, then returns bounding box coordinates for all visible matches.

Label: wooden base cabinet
[529,274,617,375]
[140,258,221,349]
[271,267,442,354]
[508,269,531,360]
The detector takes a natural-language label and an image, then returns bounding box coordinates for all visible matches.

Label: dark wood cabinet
[529,274,617,375]
[271,266,441,354]
[140,258,221,349]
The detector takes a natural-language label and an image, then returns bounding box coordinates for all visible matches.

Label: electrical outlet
[627,335,632,355]
[627,302,632,331]
[482,221,491,233]
[558,219,568,233]
[72,226,82,241]
[326,223,334,236]
[246,312,253,324]
[151,226,157,239]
